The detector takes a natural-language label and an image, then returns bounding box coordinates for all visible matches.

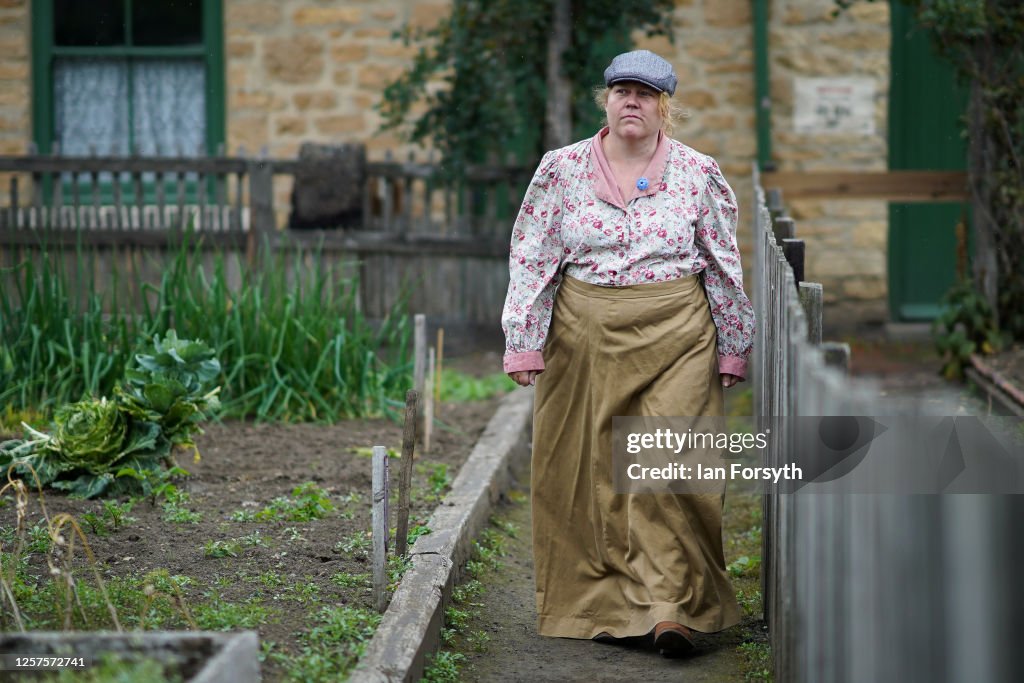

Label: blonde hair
[593,86,683,137]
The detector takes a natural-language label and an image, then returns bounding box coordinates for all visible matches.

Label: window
[31,0,224,158]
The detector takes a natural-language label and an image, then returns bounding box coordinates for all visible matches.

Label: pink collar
[591,126,668,210]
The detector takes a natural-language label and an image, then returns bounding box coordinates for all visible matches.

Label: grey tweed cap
[604,50,678,96]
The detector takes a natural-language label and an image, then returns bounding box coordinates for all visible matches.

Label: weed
[493,519,519,538]
[426,463,451,500]
[280,580,320,605]
[444,605,470,630]
[193,593,272,630]
[422,651,464,683]
[256,570,286,588]
[466,629,490,653]
[727,555,761,578]
[451,579,483,605]
[270,605,381,682]
[27,522,51,554]
[336,531,371,557]
[736,589,763,617]
[406,523,431,546]
[282,527,305,542]
[80,512,109,537]
[203,540,242,559]
[239,531,267,547]
[331,572,371,589]
[440,626,456,646]
[101,500,136,529]
[234,482,336,523]
[738,640,773,681]
[162,488,202,524]
[439,369,516,402]
[386,554,413,591]
[46,654,179,682]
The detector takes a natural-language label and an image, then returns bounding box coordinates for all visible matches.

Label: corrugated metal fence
[752,166,1022,682]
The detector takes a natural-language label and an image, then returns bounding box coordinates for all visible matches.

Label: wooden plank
[371,445,390,613]
[413,314,427,438]
[760,170,968,201]
[798,282,823,345]
[0,155,248,174]
[0,227,247,249]
[395,390,419,559]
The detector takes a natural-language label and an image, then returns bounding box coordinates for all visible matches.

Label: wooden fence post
[247,159,274,265]
[413,314,427,438]
[821,342,851,374]
[424,347,435,453]
[766,187,785,220]
[781,238,805,285]
[773,216,795,241]
[372,445,390,613]
[798,282,823,345]
[395,391,418,559]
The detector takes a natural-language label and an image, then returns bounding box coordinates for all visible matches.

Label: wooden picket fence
[0,149,530,328]
[752,166,1021,682]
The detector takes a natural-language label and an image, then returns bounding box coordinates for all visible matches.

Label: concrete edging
[0,631,261,682]
[351,387,533,682]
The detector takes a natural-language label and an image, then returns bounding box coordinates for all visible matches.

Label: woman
[500,49,754,656]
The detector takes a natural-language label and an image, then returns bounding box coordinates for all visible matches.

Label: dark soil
[0,393,504,682]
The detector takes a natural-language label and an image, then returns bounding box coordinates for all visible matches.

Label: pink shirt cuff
[504,351,545,374]
[718,355,747,380]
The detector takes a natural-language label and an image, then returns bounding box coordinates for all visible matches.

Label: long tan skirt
[531,274,742,639]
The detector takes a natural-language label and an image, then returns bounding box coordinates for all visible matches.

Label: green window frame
[30,0,225,158]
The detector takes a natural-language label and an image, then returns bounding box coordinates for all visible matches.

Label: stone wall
[635,0,892,330]
[225,0,445,160]
[0,0,29,206]
[1,0,893,328]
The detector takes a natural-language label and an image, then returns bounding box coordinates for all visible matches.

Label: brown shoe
[653,621,696,657]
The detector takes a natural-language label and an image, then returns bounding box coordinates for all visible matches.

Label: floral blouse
[501,127,756,379]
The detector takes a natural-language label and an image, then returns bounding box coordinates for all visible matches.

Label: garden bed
[0,392,505,682]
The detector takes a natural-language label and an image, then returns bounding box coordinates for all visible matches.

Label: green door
[888,2,969,321]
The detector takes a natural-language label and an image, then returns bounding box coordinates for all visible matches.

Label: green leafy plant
[0,332,220,498]
[331,572,371,589]
[233,482,336,523]
[115,330,221,460]
[421,651,465,683]
[439,370,516,402]
[269,605,381,682]
[203,540,243,559]
[932,278,1006,380]
[727,555,762,578]
[337,532,371,558]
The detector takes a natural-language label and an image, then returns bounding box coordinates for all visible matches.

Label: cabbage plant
[0,332,220,498]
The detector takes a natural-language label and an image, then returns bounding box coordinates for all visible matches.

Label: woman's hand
[721,373,741,388]
[509,370,540,387]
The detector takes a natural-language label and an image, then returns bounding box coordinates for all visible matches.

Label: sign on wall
[794,77,876,135]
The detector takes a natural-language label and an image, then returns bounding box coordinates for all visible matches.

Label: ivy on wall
[377,0,675,175]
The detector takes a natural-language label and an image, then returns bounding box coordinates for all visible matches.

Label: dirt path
[448,481,752,683]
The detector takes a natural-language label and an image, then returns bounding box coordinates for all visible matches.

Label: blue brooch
[636,177,649,191]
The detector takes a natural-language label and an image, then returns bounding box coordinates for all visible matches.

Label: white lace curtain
[54,57,206,157]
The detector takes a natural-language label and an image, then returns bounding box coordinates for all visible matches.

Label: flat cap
[604,50,677,96]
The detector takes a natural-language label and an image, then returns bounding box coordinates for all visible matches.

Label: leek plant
[0,235,411,422]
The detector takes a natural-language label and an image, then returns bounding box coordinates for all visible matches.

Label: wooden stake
[371,445,390,613]
[395,390,418,558]
[434,328,445,416]
[424,348,435,454]
[413,314,427,437]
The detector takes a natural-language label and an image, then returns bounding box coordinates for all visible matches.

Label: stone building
[0,0,966,331]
